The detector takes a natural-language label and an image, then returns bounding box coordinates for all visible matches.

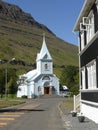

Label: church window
[42,76,50,80]
[45,64,48,70]
[43,54,48,59]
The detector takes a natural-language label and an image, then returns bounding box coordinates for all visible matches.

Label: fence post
[74,95,76,112]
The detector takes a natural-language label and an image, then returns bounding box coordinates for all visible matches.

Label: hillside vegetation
[0,0,78,77]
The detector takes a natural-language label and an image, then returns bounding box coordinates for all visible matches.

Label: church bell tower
[36,34,53,74]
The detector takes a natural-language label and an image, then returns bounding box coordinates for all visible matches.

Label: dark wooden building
[74,0,98,123]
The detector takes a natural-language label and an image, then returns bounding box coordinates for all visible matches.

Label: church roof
[26,73,58,82]
[23,69,37,81]
[36,35,52,61]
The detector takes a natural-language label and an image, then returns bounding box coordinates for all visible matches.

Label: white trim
[86,59,96,67]
[80,23,87,31]
[81,88,98,92]
[73,0,95,32]
[79,31,98,56]
[79,10,95,51]
[80,17,92,31]
[81,100,98,107]
[80,30,85,50]
[83,17,89,26]
[81,67,86,90]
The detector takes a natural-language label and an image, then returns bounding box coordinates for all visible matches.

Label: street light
[5,58,15,100]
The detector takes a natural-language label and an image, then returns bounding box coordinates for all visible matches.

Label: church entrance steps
[39,94,61,99]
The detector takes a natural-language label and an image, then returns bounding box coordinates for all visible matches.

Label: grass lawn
[0,100,25,109]
[60,98,73,111]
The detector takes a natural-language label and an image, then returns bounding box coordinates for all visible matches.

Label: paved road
[0,97,65,130]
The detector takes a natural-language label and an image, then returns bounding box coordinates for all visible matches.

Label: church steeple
[36,34,52,61]
[36,34,53,74]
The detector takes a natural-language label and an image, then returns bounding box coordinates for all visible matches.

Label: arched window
[42,76,50,80]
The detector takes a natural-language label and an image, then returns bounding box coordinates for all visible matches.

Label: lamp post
[5,58,15,100]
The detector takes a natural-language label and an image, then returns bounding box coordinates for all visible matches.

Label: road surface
[0,96,65,130]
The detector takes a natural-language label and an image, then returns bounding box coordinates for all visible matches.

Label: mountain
[0,0,78,77]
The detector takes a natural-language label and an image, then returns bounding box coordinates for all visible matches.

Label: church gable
[36,35,52,61]
[43,54,48,59]
[42,53,51,60]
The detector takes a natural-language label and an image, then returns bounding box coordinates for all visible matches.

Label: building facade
[74,0,98,123]
[17,35,59,98]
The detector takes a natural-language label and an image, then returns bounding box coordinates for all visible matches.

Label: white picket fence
[73,93,81,112]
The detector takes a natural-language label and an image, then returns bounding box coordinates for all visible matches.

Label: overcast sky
[3,0,85,46]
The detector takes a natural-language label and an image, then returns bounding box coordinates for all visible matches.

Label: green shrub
[22,95,27,98]
[0,5,2,9]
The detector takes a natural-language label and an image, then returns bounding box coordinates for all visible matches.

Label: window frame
[86,60,97,89]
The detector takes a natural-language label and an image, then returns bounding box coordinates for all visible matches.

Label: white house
[17,35,59,98]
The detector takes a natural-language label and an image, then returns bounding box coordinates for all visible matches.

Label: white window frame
[81,67,86,90]
[86,11,95,44]
[80,31,85,50]
[86,60,96,89]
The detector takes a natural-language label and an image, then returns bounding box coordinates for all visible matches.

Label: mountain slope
[0,0,78,77]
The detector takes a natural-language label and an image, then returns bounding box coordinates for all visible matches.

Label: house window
[86,11,95,43]
[87,60,96,89]
[81,67,86,90]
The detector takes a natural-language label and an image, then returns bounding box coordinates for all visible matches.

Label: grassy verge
[60,98,73,111]
[0,100,25,109]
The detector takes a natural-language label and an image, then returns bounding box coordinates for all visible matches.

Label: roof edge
[73,0,95,32]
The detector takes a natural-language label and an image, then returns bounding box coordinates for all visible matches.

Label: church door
[44,81,52,95]
[44,87,50,94]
